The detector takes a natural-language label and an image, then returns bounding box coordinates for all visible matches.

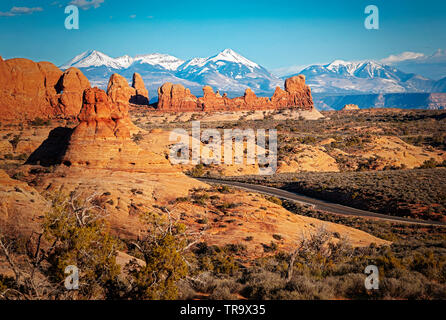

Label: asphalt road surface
[197,177,446,227]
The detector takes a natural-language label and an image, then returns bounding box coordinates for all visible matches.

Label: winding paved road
[197,177,446,227]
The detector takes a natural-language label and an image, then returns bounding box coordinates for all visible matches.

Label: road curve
[197,177,446,227]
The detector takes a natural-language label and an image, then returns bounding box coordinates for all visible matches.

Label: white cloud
[0,6,43,17]
[380,51,425,65]
[70,0,105,10]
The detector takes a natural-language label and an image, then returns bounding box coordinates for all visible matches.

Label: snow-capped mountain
[176,49,281,93]
[291,59,438,94]
[60,49,446,104]
[60,49,281,99]
[61,50,185,71]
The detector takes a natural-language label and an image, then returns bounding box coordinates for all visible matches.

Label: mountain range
[60,48,446,108]
[288,60,446,95]
[60,49,281,101]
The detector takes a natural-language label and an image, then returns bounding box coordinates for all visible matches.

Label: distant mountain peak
[209,48,259,69]
[60,50,184,71]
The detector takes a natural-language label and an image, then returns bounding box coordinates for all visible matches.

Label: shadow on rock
[26,127,73,167]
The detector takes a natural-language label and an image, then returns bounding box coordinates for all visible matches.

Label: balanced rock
[131,73,149,105]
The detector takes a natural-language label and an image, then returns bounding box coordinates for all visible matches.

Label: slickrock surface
[157,75,314,112]
[0,169,47,237]
[0,58,90,121]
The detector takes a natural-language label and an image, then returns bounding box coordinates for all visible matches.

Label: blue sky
[0,0,445,70]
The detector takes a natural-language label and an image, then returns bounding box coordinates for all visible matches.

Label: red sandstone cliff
[157,75,314,112]
[0,58,90,121]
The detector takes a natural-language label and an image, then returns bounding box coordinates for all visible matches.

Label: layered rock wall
[157,75,314,112]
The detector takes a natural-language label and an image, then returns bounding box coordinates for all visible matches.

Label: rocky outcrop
[62,87,173,173]
[106,73,135,116]
[55,67,91,116]
[106,72,150,107]
[131,72,149,105]
[157,82,198,111]
[0,58,90,121]
[0,169,47,237]
[157,75,314,112]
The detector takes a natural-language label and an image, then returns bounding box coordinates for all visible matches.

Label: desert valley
[0,53,445,300]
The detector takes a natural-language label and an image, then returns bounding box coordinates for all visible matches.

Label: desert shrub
[126,211,189,300]
[8,134,20,150]
[192,192,210,206]
[43,193,121,299]
[261,241,279,253]
[267,196,282,206]
[418,158,438,169]
[188,164,206,177]
[240,269,285,299]
[410,250,446,280]
[207,278,242,300]
[194,243,239,276]
[131,132,144,144]
[30,117,51,126]
[217,185,232,194]
[0,192,122,300]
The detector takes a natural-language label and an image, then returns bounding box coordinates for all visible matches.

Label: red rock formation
[0,58,90,121]
[157,82,198,111]
[282,75,313,109]
[198,86,226,111]
[157,75,314,112]
[63,87,173,172]
[56,67,91,116]
[106,73,135,117]
[131,72,149,105]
